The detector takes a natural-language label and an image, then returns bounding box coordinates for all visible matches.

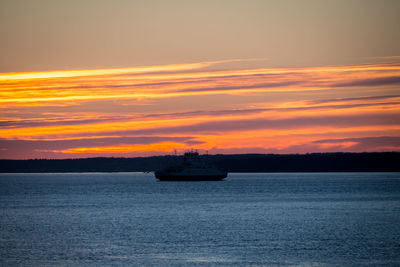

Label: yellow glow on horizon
[0,61,212,81]
[0,58,256,81]
[58,141,187,154]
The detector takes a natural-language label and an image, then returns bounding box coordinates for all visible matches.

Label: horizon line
[1,151,399,161]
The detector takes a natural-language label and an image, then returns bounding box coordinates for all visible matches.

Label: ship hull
[155,172,227,181]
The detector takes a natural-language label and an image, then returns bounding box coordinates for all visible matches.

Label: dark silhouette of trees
[0,152,399,173]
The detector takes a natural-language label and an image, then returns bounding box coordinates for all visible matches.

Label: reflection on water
[1,172,400,266]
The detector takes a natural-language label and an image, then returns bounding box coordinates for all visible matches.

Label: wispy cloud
[312,136,400,151]
[333,76,400,87]
[1,60,399,158]
[0,136,199,158]
[1,61,400,106]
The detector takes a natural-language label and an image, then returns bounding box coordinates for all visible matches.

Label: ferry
[154,151,227,181]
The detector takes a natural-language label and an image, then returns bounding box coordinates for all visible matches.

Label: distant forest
[0,152,399,173]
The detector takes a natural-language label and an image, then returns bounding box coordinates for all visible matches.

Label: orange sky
[1,1,399,159]
[1,60,399,159]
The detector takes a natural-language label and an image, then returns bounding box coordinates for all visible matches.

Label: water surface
[1,173,400,266]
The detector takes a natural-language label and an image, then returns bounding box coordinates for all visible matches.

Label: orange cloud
[58,141,187,154]
[1,60,400,158]
[1,61,400,107]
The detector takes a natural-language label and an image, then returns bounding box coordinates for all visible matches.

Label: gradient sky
[1,0,400,159]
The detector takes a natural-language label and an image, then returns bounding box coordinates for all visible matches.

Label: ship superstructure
[154,151,227,181]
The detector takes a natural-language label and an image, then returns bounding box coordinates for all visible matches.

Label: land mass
[0,152,399,173]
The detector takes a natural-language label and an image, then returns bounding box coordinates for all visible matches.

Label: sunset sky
[1,0,400,159]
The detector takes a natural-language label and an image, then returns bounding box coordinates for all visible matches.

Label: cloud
[313,136,400,150]
[120,113,400,135]
[2,94,397,130]
[1,60,400,158]
[0,117,123,128]
[0,136,201,158]
[206,136,400,154]
[333,76,400,87]
[24,112,395,140]
[308,94,400,105]
[0,60,235,81]
[2,61,400,106]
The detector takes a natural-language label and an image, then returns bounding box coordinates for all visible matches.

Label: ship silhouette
[154,151,227,181]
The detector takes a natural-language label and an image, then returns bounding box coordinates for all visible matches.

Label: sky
[1,0,400,159]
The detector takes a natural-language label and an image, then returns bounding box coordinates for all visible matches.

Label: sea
[1,172,399,266]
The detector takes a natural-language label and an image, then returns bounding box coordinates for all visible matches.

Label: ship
[154,151,228,181]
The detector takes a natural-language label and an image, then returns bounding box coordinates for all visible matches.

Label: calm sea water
[1,173,400,266]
